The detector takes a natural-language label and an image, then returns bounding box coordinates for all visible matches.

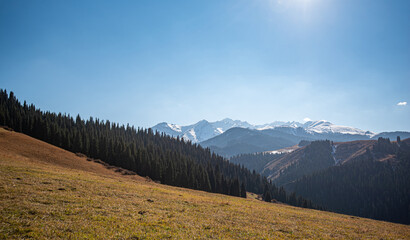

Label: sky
[0,0,409,132]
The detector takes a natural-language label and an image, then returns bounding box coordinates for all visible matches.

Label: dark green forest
[0,89,317,209]
[286,138,410,224]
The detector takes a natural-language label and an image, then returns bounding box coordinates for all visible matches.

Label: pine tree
[240,182,247,198]
[264,191,272,202]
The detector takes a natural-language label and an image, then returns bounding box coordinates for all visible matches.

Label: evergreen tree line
[261,182,318,209]
[286,137,410,224]
[0,89,317,209]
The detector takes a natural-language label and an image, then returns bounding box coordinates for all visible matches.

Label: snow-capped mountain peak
[152,118,253,143]
[303,120,374,136]
[167,123,182,132]
[151,118,375,143]
[256,121,303,130]
[212,118,253,132]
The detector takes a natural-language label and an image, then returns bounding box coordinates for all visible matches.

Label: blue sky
[1,0,409,132]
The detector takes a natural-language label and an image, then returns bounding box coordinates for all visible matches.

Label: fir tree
[240,182,247,198]
[264,191,272,202]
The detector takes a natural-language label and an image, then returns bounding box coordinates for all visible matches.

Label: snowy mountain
[152,118,375,143]
[151,118,252,143]
[302,120,374,136]
[152,118,409,157]
[255,121,303,130]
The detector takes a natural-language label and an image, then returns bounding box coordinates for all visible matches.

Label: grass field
[1,128,409,239]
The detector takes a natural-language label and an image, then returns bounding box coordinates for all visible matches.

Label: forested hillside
[262,140,335,186]
[273,140,334,186]
[286,137,410,224]
[0,89,316,209]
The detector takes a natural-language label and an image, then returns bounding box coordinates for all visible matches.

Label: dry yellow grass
[1,128,409,239]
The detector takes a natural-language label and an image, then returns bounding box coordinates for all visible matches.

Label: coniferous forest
[286,137,410,224]
[0,89,318,209]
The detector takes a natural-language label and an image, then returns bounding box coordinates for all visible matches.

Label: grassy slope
[0,128,409,239]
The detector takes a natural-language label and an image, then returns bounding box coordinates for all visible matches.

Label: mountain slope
[151,118,253,143]
[1,89,321,209]
[0,90,280,198]
[200,128,297,157]
[285,138,410,224]
[229,152,285,173]
[262,141,335,186]
[302,120,372,135]
[1,128,409,239]
[262,140,380,186]
[0,127,143,180]
[372,131,410,141]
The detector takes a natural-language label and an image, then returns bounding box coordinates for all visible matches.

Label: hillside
[0,90,278,199]
[0,89,318,209]
[263,141,335,186]
[229,152,285,173]
[259,137,410,223]
[1,128,410,239]
[262,140,382,185]
[200,127,297,157]
[286,138,410,224]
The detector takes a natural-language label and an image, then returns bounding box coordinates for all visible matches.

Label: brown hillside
[262,146,306,180]
[263,140,382,182]
[333,140,376,164]
[0,127,144,181]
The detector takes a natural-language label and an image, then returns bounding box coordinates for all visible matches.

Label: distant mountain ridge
[152,118,253,143]
[152,118,410,157]
[152,118,375,143]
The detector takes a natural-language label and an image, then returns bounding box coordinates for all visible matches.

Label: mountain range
[152,118,253,143]
[152,118,374,143]
[152,118,410,157]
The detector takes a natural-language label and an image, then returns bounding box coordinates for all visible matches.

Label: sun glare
[268,0,320,24]
[270,0,317,12]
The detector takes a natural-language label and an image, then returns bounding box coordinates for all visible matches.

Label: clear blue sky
[1,0,409,132]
